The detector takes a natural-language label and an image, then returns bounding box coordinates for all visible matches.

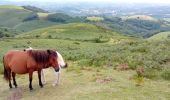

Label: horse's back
[4,50,29,74]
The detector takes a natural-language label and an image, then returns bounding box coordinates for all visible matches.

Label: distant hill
[0,5,87,35]
[95,16,170,38]
[17,23,126,42]
[0,5,61,35]
[123,15,157,21]
[0,5,34,28]
[22,5,48,13]
[0,5,169,39]
[148,31,170,40]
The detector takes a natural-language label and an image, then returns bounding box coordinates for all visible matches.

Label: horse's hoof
[15,85,18,88]
[42,82,46,85]
[29,88,33,91]
[40,85,43,88]
[52,83,58,86]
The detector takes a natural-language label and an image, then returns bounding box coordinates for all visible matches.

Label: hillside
[148,31,170,40]
[0,5,87,34]
[0,5,34,28]
[14,20,57,32]
[95,16,170,38]
[0,27,20,37]
[17,23,126,41]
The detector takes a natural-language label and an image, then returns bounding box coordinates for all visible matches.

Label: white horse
[25,47,67,86]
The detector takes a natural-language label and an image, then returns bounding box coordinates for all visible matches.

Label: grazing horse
[3,49,60,90]
[25,47,67,86]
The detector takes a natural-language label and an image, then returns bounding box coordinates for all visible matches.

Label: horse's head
[47,49,60,72]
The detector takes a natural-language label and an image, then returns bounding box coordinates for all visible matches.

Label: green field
[0,5,24,10]
[37,13,49,18]
[0,5,56,33]
[0,6,33,28]
[17,23,123,41]
[86,17,104,22]
[148,31,170,40]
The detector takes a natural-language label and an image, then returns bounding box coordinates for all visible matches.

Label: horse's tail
[56,51,68,68]
[3,56,9,81]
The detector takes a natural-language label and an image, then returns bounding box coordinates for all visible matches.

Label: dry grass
[0,63,170,100]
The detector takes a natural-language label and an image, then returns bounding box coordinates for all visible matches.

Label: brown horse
[3,49,60,90]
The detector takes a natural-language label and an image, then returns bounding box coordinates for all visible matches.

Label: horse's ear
[47,49,51,55]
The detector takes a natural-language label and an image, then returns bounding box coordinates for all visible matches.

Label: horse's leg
[52,70,60,86]
[41,69,46,84]
[8,70,12,89]
[38,70,43,88]
[28,69,33,90]
[12,72,17,88]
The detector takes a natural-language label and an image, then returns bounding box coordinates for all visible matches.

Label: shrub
[161,69,170,80]
[47,35,52,39]
[143,68,160,79]
[0,63,3,74]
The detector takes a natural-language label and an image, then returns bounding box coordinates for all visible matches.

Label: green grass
[17,23,122,41]
[37,13,49,18]
[0,5,55,33]
[0,5,24,10]
[148,31,170,40]
[0,7,33,28]
[86,17,104,22]
[14,20,57,32]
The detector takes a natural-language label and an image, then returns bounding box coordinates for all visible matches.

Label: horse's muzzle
[63,63,68,68]
[55,68,60,72]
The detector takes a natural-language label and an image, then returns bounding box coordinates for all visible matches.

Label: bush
[161,69,170,80]
[35,35,40,38]
[0,63,3,74]
[47,35,52,39]
[23,13,38,22]
[143,68,160,79]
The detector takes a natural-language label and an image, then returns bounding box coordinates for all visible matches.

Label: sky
[6,0,170,4]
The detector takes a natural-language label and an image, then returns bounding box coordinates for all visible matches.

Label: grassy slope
[148,31,170,40]
[0,6,32,28]
[17,23,123,41]
[86,17,104,22]
[14,20,57,32]
[0,5,24,9]
[0,5,56,33]
[37,13,49,18]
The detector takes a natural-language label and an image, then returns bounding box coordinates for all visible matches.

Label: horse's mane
[27,49,57,64]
